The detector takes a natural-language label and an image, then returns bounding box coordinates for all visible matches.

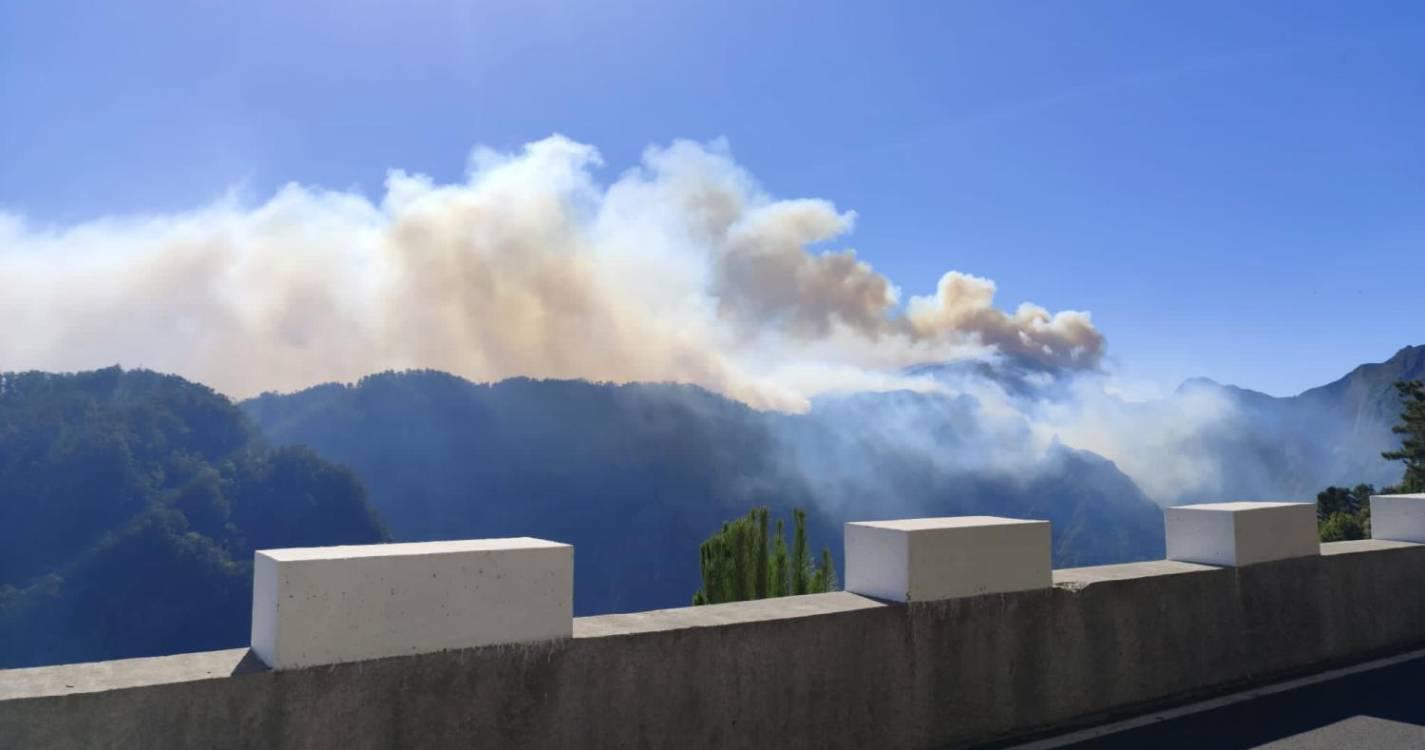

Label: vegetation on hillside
[1382,379,1425,493]
[1315,484,1373,542]
[0,368,386,668]
[691,507,836,605]
[1314,379,1425,542]
[245,371,1165,616]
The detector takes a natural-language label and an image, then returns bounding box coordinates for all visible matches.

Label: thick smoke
[0,136,1103,412]
[3,135,1256,503]
[906,272,1103,371]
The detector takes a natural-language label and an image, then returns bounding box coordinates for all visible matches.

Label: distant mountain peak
[1388,344,1425,367]
[1176,376,1222,392]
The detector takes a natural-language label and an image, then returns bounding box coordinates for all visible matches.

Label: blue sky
[2,0,1421,396]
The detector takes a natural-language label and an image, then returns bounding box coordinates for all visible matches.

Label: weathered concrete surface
[1371,493,1425,543]
[252,538,573,669]
[1165,501,1319,567]
[3,540,1424,750]
[844,517,1051,602]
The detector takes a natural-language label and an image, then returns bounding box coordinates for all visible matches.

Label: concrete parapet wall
[4,539,1424,749]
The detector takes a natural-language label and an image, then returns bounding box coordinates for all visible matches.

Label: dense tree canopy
[0,368,385,667]
[1319,510,1367,543]
[691,507,836,606]
[1315,483,1373,542]
[1316,484,1374,521]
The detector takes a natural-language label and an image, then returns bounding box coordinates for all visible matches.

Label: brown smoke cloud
[0,135,1104,411]
[905,271,1104,370]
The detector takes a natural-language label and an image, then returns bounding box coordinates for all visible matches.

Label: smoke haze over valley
[2,344,1418,666]
[1,133,1420,666]
[5,135,1402,513]
[6,1,1425,710]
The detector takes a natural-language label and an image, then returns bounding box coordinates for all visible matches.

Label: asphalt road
[1012,653,1425,750]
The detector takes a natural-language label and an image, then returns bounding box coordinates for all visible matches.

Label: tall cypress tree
[770,519,789,598]
[691,508,832,604]
[754,507,769,600]
[790,508,810,596]
[730,517,751,601]
[812,547,837,593]
[1383,380,1425,493]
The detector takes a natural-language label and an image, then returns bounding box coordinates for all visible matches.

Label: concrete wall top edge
[1048,541,1419,589]
[1052,559,1219,587]
[257,537,569,562]
[573,591,885,638]
[1321,539,1422,556]
[0,648,253,702]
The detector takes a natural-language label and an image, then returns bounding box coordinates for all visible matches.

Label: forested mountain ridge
[4,344,1417,668]
[0,368,386,668]
[243,370,1166,616]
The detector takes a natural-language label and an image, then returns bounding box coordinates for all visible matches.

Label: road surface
[1005,650,1425,749]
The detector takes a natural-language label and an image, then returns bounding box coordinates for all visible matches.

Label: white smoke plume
[2,135,1274,506]
[0,135,1104,412]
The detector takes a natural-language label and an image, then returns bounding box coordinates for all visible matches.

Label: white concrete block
[1370,494,1425,543]
[1165,502,1318,567]
[251,537,572,670]
[844,516,1051,602]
